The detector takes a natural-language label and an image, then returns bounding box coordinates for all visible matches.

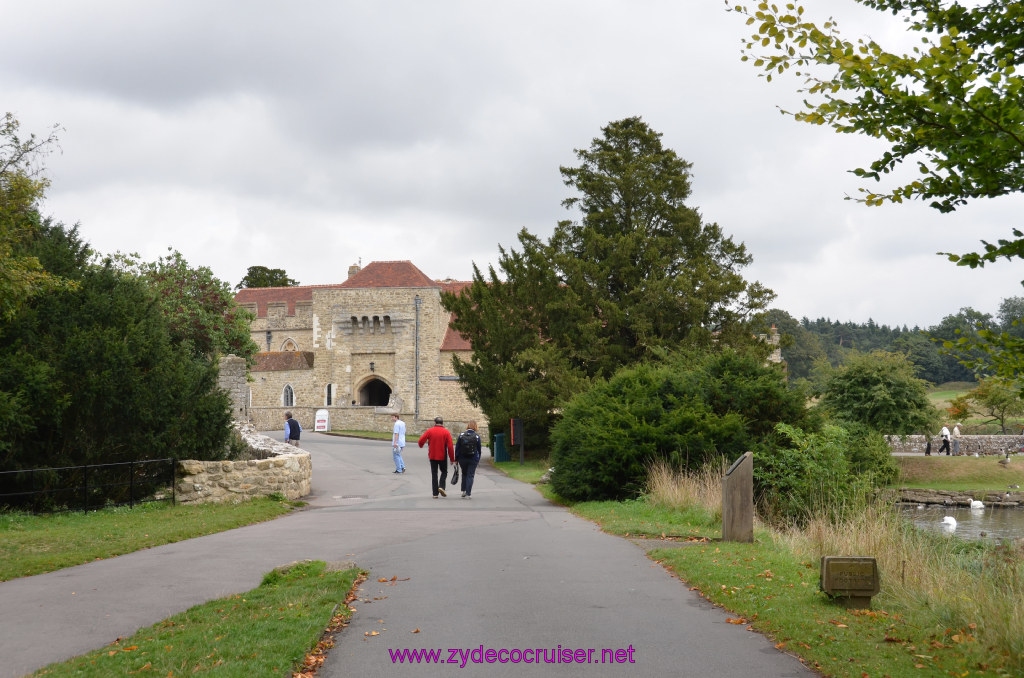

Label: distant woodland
[757,297,1024,386]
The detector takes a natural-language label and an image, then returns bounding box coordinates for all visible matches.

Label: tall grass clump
[779,503,1024,671]
[646,459,723,523]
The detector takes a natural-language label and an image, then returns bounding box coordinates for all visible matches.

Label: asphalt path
[0,433,812,677]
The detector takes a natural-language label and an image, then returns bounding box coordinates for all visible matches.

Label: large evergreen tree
[444,118,772,445]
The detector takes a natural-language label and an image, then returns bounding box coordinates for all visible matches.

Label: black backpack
[456,430,479,460]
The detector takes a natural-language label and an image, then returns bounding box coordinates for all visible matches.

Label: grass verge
[492,457,550,484]
[560,461,1022,677]
[0,497,296,581]
[894,456,1024,491]
[32,560,361,678]
[652,537,1010,677]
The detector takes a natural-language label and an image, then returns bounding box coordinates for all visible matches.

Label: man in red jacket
[418,416,455,497]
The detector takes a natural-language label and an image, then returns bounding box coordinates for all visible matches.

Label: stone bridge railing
[175,424,311,504]
[887,434,1024,457]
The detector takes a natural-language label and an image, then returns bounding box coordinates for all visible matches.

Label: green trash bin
[493,433,509,462]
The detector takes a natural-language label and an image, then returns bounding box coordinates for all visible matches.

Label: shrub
[754,423,872,526]
[549,349,812,502]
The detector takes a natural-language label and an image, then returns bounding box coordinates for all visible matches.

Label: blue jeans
[459,459,479,496]
[393,446,405,472]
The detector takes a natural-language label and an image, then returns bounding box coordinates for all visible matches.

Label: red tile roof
[340,261,437,289]
[439,280,473,351]
[235,286,318,317]
[252,351,315,372]
[440,325,472,351]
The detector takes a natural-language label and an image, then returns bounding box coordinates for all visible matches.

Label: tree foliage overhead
[731,1,1024,215]
[730,1,1024,380]
[116,249,258,366]
[443,118,773,443]
[0,113,69,321]
[235,265,299,290]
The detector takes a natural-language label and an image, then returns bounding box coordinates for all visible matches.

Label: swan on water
[970,500,984,509]
[942,516,957,529]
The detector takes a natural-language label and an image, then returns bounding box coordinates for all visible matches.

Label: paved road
[0,434,812,677]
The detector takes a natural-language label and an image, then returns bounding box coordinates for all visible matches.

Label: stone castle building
[234,261,487,438]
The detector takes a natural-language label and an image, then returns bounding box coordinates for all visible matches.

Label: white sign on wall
[315,409,330,432]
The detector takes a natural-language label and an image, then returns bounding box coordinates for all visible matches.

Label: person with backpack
[418,416,455,497]
[284,411,302,447]
[455,420,483,499]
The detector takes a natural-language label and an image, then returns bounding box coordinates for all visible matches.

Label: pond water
[899,504,1024,542]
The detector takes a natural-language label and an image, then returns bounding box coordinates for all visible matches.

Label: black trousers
[430,458,448,496]
[938,439,951,455]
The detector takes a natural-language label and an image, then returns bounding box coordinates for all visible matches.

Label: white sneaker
[461,492,467,497]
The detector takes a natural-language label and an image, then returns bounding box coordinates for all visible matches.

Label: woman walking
[455,420,483,498]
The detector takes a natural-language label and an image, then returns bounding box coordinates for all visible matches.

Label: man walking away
[952,423,962,456]
[284,411,301,447]
[391,413,406,473]
[418,416,454,497]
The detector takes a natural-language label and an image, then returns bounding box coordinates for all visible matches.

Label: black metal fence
[0,458,176,514]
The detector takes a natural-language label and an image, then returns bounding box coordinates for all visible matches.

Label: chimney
[348,264,361,278]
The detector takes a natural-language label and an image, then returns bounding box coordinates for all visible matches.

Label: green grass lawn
[31,560,361,677]
[492,457,550,484]
[0,497,296,581]
[652,538,1008,677]
[570,498,719,540]
[894,455,1024,491]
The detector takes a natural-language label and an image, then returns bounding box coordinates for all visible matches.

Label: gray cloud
[3,0,1020,328]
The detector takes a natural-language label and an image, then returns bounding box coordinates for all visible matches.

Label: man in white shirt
[391,414,406,473]
[938,424,951,455]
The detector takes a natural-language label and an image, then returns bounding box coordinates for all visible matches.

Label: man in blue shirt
[391,413,406,473]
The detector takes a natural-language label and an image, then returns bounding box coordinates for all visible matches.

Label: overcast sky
[3,0,1021,329]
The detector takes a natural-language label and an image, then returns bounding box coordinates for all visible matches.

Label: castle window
[283,384,295,407]
[282,338,298,351]
[326,384,333,406]
[351,316,359,333]
[383,315,391,333]
[361,316,369,332]
[372,316,381,334]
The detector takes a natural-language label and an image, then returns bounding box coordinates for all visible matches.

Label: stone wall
[892,488,1023,507]
[217,354,249,422]
[175,424,311,504]
[887,434,1024,456]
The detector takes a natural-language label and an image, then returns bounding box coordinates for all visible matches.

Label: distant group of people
[282,411,483,498]
[392,414,482,498]
[926,422,962,456]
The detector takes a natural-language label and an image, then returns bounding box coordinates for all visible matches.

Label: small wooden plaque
[820,556,880,608]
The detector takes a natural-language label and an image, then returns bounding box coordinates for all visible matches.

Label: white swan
[970,500,984,509]
[942,516,957,530]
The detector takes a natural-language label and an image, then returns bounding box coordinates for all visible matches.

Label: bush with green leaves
[755,423,876,526]
[819,350,939,435]
[549,349,813,502]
